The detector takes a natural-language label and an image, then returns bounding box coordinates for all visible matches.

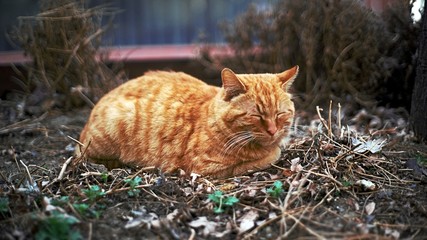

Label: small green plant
[208,190,239,214]
[51,196,70,207]
[35,211,82,240]
[72,203,89,215]
[124,176,142,197]
[416,154,427,166]
[0,197,9,214]
[341,180,352,187]
[267,181,284,198]
[72,203,102,219]
[82,185,105,203]
[100,172,109,183]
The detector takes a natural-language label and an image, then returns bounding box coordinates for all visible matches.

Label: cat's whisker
[234,135,255,155]
[222,131,249,147]
[220,131,253,159]
[221,134,251,156]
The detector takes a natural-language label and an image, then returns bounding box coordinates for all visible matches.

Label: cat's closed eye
[250,114,262,120]
[276,111,292,119]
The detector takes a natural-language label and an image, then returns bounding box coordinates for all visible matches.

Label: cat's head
[217,66,299,146]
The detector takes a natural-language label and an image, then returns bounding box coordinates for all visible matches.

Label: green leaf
[125,177,142,197]
[127,188,141,197]
[100,172,109,182]
[51,196,70,207]
[35,211,82,240]
[341,180,352,187]
[273,180,283,189]
[224,196,239,206]
[72,203,90,214]
[82,185,105,203]
[208,190,223,203]
[0,197,9,213]
[208,190,239,213]
[267,180,284,198]
[125,176,143,192]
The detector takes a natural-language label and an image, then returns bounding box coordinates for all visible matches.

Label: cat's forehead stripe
[251,78,281,114]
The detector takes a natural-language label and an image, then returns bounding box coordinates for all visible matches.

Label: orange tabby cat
[78,66,298,177]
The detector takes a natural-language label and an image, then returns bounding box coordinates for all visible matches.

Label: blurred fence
[0,0,278,51]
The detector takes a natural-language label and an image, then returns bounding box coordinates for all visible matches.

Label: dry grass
[9,0,125,112]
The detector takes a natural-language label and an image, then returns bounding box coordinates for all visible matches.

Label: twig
[43,156,74,190]
[11,148,21,172]
[140,188,179,204]
[302,170,343,187]
[68,135,84,146]
[316,106,331,136]
[0,170,11,185]
[81,172,104,177]
[338,102,342,137]
[88,222,93,240]
[104,166,156,194]
[28,164,51,173]
[71,86,95,107]
[311,187,336,210]
[286,214,326,240]
[188,228,196,240]
[328,100,333,138]
[0,112,48,135]
[19,160,34,186]
[58,156,74,181]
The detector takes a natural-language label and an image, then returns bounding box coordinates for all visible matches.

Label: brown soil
[0,107,426,239]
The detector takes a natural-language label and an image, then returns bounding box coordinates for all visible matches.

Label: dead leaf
[385,228,400,239]
[307,182,317,196]
[125,208,158,229]
[183,187,193,196]
[352,138,386,153]
[238,210,259,233]
[355,179,376,191]
[354,202,360,211]
[290,157,303,172]
[245,186,258,197]
[166,209,180,221]
[190,173,200,184]
[188,216,218,236]
[219,182,238,191]
[257,212,277,226]
[282,169,293,177]
[365,202,375,215]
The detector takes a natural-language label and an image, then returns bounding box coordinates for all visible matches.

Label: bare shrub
[10,0,124,113]
[379,0,420,109]
[202,0,418,110]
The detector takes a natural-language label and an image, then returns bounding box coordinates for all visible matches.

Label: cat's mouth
[252,131,286,146]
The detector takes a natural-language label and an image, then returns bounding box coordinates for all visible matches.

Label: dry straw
[10,0,125,111]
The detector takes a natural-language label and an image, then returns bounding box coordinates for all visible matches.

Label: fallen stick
[58,156,74,181]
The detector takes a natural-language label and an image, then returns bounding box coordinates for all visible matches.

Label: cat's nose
[265,119,277,136]
[267,127,277,136]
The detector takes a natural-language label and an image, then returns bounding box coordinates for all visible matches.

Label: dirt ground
[0,106,427,239]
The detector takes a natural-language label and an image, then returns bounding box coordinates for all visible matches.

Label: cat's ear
[221,68,247,101]
[277,65,299,92]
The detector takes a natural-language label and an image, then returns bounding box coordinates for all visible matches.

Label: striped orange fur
[78,66,299,178]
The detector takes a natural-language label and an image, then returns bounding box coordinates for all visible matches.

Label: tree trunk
[410,8,427,142]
